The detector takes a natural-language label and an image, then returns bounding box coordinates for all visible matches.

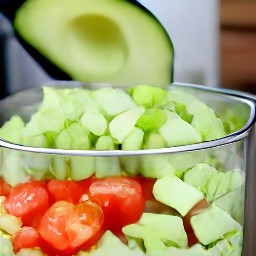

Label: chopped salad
[0,84,244,256]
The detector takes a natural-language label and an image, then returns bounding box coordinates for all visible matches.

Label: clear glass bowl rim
[0,82,255,157]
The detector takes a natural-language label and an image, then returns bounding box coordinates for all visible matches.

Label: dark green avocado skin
[0,0,24,21]
[0,0,173,83]
[0,0,77,81]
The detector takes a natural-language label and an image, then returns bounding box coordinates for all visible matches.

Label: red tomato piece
[4,180,49,227]
[12,226,40,252]
[89,176,145,234]
[0,179,12,197]
[47,179,84,204]
[38,200,104,254]
[135,177,156,201]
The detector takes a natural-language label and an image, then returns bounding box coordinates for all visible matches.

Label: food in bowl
[0,83,247,256]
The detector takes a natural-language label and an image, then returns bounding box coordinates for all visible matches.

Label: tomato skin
[89,176,145,234]
[4,180,49,227]
[12,226,40,252]
[0,179,12,197]
[183,199,209,247]
[135,177,156,201]
[38,200,104,254]
[47,179,84,204]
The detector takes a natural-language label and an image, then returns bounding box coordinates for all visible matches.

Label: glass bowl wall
[0,82,255,256]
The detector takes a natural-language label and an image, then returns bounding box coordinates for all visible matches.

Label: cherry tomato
[12,226,40,252]
[4,180,49,227]
[89,176,145,234]
[135,177,156,201]
[47,179,84,203]
[0,179,12,196]
[38,200,104,254]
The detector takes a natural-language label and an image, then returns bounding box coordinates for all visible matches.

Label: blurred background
[0,0,255,98]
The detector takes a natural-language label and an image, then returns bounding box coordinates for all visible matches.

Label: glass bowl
[0,81,255,256]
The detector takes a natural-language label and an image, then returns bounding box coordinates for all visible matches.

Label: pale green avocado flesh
[14,0,174,86]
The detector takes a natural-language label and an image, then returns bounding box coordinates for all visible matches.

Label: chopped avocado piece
[190,205,242,245]
[122,127,144,151]
[50,156,68,180]
[159,111,202,147]
[143,132,166,149]
[0,115,25,144]
[121,127,144,175]
[148,244,208,256]
[70,156,95,181]
[168,90,226,141]
[95,136,121,177]
[109,107,144,143]
[55,123,91,150]
[1,150,30,187]
[14,0,173,86]
[41,87,99,120]
[80,111,107,136]
[208,230,243,256]
[140,154,176,178]
[123,213,188,252]
[153,176,204,216]
[136,109,167,132]
[213,186,244,224]
[23,150,51,180]
[16,248,45,256]
[183,163,245,204]
[0,237,15,256]
[0,212,22,235]
[93,87,137,116]
[21,134,49,148]
[77,230,137,256]
[130,85,169,108]
[183,163,218,188]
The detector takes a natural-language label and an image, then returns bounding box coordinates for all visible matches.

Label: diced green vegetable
[121,127,144,175]
[159,111,202,147]
[70,156,95,181]
[153,176,204,216]
[0,212,22,235]
[143,132,166,149]
[140,155,175,178]
[0,115,25,144]
[50,156,68,180]
[1,150,30,187]
[109,107,144,144]
[147,244,207,256]
[168,89,226,141]
[77,231,137,256]
[0,237,15,256]
[136,109,167,132]
[123,213,187,252]
[95,136,121,177]
[130,85,168,108]
[80,111,107,136]
[93,87,137,116]
[190,205,242,245]
[16,248,45,256]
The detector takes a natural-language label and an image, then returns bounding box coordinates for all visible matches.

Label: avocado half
[13,0,174,86]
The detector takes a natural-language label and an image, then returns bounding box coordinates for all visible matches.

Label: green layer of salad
[0,84,244,255]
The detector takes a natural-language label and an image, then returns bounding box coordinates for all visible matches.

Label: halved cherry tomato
[89,176,145,234]
[135,177,156,201]
[47,179,84,204]
[38,200,104,254]
[12,226,40,252]
[4,180,49,227]
[0,179,12,197]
